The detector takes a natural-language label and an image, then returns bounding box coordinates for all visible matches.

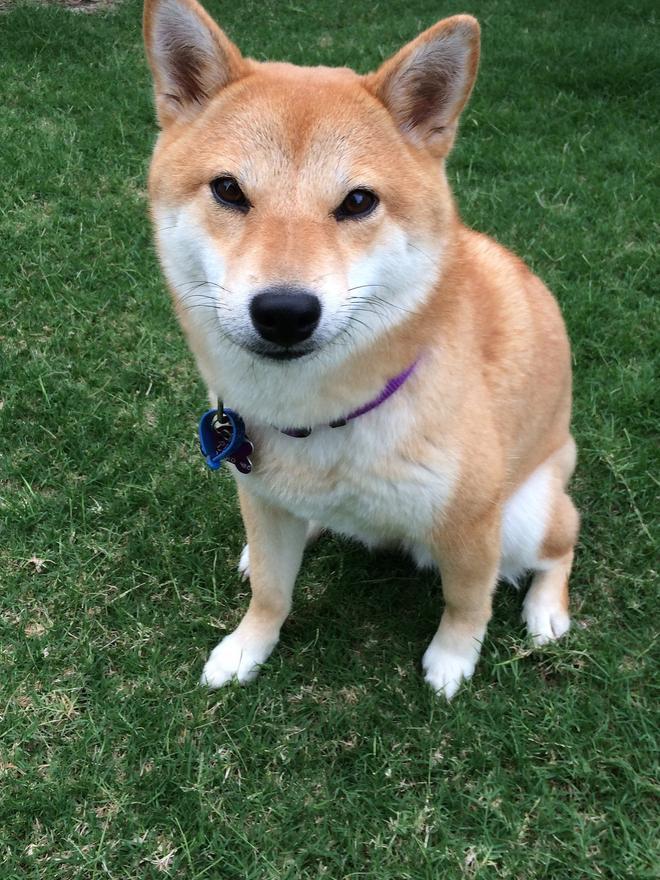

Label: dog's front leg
[200,487,308,688]
[422,512,500,700]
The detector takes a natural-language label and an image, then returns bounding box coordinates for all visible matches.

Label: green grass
[0,0,657,877]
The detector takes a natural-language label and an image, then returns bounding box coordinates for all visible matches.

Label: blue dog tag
[198,407,254,474]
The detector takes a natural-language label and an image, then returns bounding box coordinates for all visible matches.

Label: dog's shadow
[275,533,524,678]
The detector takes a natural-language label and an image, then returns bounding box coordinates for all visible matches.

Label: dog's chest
[241,412,457,543]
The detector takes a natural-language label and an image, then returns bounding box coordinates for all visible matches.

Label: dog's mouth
[244,343,316,362]
[217,325,319,362]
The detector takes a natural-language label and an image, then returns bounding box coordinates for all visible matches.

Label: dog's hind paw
[200,630,271,688]
[238,544,250,581]
[522,599,570,647]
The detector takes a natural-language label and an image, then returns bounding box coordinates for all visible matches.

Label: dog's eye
[334,189,378,221]
[210,176,250,211]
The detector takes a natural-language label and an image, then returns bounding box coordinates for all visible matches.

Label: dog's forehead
[201,65,394,180]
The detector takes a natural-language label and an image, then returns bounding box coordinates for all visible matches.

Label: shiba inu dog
[144,0,579,698]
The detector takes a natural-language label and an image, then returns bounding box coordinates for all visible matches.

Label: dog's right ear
[144,0,246,127]
[364,16,480,158]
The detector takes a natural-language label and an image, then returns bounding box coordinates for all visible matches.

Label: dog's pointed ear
[364,16,480,157]
[144,0,247,127]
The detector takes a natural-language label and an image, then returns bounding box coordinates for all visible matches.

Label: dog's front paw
[522,597,570,647]
[200,630,272,689]
[422,638,479,700]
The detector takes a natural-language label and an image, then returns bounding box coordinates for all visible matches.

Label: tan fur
[144,0,580,697]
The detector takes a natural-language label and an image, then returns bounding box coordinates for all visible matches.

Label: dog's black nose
[250,287,321,347]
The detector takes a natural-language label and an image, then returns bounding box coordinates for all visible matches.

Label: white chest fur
[236,396,459,550]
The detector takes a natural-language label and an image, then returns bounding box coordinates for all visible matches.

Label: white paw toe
[523,602,571,646]
[200,632,267,689]
[237,544,250,581]
[422,641,478,700]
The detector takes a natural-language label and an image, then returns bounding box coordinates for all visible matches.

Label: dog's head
[144,0,479,376]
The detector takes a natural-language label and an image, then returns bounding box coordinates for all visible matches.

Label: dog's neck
[277,358,420,437]
[211,321,431,430]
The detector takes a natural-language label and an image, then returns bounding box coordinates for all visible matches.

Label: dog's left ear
[364,16,480,157]
[144,0,247,127]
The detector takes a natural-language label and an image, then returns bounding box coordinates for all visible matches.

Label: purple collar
[280,360,419,438]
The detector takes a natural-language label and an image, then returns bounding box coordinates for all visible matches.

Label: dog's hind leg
[238,520,322,581]
[520,438,579,645]
[522,489,579,645]
[201,489,308,688]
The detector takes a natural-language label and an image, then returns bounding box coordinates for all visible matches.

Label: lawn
[0,0,657,877]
